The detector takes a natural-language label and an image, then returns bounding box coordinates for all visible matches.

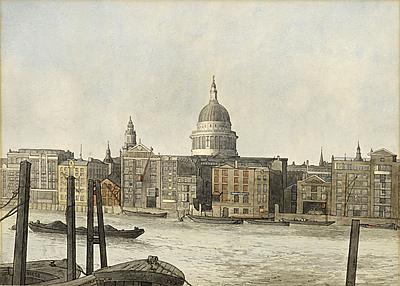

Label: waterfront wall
[276,212,398,225]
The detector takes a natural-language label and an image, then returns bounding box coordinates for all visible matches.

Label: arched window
[201,136,206,149]
[206,136,210,147]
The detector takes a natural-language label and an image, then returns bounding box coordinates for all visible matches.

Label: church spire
[319,147,324,166]
[104,141,113,163]
[355,141,362,161]
[125,116,137,149]
[209,75,218,102]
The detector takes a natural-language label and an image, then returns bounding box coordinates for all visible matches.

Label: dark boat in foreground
[94,255,186,286]
[0,259,81,285]
[360,223,398,230]
[27,221,145,239]
[187,214,243,224]
[123,209,168,218]
[286,220,335,226]
[52,256,188,286]
[245,219,290,226]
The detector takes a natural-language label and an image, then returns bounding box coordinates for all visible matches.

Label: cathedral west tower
[190,76,238,157]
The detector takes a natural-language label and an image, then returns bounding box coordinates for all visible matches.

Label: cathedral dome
[197,76,231,123]
[198,101,231,123]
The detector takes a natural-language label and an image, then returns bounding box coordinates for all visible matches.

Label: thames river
[1,210,398,285]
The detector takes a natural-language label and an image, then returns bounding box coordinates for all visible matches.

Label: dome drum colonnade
[190,76,238,157]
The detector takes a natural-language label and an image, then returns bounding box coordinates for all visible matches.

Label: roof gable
[370,148,396,157]
[301,175,326,184]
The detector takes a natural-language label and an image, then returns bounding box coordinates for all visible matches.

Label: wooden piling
[95,180,107,268]
[274,204,279,222]
[86,179,94,275]
[66,176,76,281]
[12,161,31,286]
[346,219,360,286]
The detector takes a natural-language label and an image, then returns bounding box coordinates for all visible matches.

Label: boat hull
[246,220,290,226]
[360,223,398,230]
[288,220,335,226]
[123,209,168,218]
[28,223,145,239]
[187,215,243,224]
[0,259,81,285]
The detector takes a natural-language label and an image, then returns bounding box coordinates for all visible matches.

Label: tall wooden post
[95,180,107,268]
[86,180,94,274]
[66,176,76,281]
[12,161,31,286]
[346,219,360,286]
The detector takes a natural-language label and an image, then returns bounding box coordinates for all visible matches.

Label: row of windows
[215,169,250,178]
[335,163,370,171]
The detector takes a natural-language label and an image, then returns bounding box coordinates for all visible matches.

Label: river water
[0,210,398,285]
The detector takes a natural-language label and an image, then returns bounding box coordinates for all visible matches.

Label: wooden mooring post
[346,219,360,286]
[12,161,31,286]
[86,179,94,275]
[66,176,76,281]
[95,180,108,268]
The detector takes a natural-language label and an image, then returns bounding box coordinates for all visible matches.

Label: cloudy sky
[2,1,399,164]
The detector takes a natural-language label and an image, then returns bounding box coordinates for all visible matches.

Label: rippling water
[1,210,398,285]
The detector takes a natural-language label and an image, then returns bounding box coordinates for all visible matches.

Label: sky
[1,1,399,165]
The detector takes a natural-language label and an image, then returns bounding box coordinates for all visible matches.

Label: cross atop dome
[209,75,218,102]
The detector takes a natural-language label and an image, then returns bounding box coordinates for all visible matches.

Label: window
[222,170,228,177]
[234,177,239,184]
[222,177,228,184]
[243,171,249,178]
[243,194,249,203]
[234,185,239,192]
[214,184,219,192]
[243,208,249,214]
[243,177,249,184]
[243,185,248,192]
[234,208,239,214]
[234,194,239,202]
[234,170,239,176]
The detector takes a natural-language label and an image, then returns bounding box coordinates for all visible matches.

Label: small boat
[0,259,81,285]
[27,221,145,239]
[94,255,187,286]
[360,223,398,230]
[288,220,335,226]
[186,214,243,224]
[245,219,290,226]
[123,209,168,218]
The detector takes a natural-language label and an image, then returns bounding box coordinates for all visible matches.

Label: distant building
[6,149,74,203]
[211,164,270,218]
[296,175,331,215]
[287,148,332,187]
[1,158,7,199]
[190,77,238,157]
[100,173,121,207]
[121,142,161,209]
[58,158,108,206]
[331,144,400,219]
[103,142,121,177]
[176,159,197,216]
[120,78,288,214]
[283,184,297,213]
